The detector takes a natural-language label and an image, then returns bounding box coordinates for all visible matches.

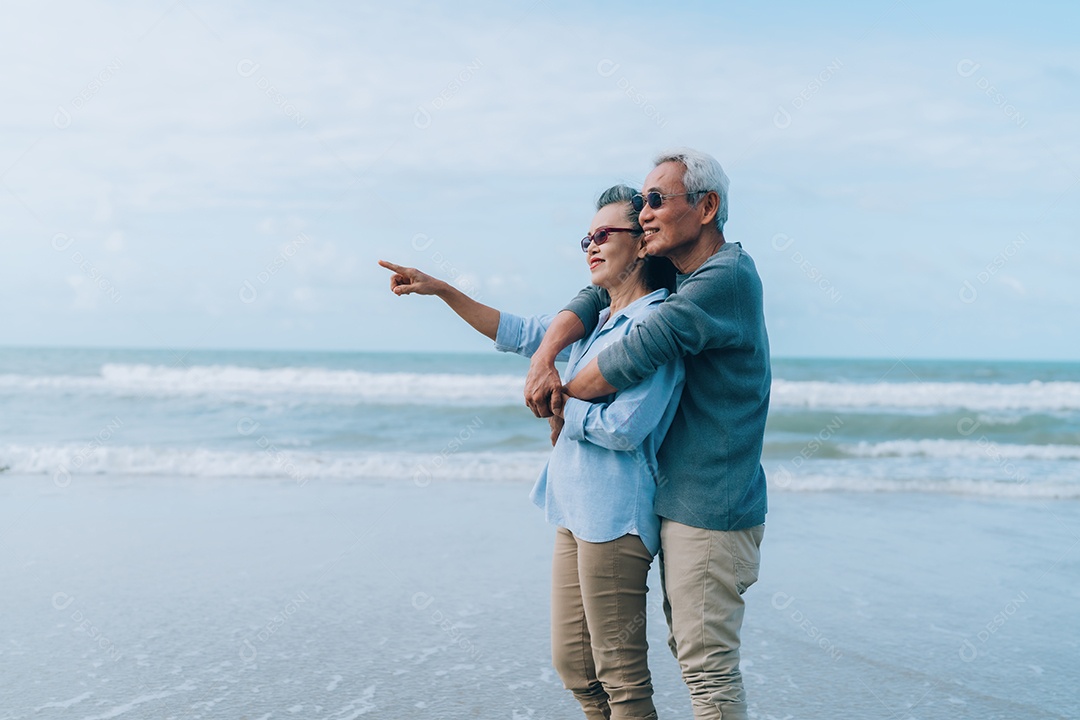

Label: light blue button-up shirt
[494,288,685,555]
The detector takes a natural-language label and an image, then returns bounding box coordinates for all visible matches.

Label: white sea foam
[0,444,549,483]
[4,444,1076,499]
[33,691,93,711]
[0,364,525,405]
[775,474,1080,499]
[771,378,1080,412]
[841,439,1080,461]
[5,365,1080,411]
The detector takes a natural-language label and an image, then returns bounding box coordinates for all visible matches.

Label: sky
[2,0,1077,360]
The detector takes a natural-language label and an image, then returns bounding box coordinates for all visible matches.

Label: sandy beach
[2,473,1075,719]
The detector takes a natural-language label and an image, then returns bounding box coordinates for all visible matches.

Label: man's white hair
[654,148,730,232]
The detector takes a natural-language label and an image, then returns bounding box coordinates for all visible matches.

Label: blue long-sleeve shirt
[495,289,685,555]
[562,242,771,532]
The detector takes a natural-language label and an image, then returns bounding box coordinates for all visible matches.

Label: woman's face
[584,203,646,290]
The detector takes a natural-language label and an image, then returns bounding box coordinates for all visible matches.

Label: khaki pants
[550,527,658,720]
[660,519,765,720]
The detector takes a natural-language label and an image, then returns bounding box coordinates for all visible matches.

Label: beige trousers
[550,527,658,720]
[659,519,765,720]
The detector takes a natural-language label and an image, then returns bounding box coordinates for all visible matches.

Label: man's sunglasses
[631,191,703,212]
[581,227,637,253]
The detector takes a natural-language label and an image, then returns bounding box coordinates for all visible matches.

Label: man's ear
[637,238,649,259]
[699,191,720,227]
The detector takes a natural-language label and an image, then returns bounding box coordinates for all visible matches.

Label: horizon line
[1,343,1077,365]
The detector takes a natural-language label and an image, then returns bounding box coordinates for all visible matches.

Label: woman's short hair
[596,184,677,293]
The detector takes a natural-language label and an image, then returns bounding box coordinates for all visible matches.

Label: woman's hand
[377,260,500,341]
[525,357,564,418]
[547,389,568,446]
[548,415,564,447]
[378,260,445,296]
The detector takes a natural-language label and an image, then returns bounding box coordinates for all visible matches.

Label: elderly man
[525,148,771,720]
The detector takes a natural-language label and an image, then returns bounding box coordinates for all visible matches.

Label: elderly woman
[379,185,683,720]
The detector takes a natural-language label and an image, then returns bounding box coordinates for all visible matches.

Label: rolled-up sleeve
[494,312,571,361]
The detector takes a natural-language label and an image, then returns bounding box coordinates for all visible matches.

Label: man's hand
[521,310,586,416]
[525,354,562,418]
[378,260,445,296]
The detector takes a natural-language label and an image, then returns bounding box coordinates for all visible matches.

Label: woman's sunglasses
[631,191,702,212]
[580,227,636,253]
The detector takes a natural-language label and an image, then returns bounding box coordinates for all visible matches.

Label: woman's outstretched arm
[378,260,499,341]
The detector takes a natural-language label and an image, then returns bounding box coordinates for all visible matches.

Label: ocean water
[3,347,1078,719]
[2,347,1078,498]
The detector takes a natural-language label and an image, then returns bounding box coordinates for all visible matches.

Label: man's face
[639,161,707,258]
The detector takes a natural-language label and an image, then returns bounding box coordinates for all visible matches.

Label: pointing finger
[378,260,408,274]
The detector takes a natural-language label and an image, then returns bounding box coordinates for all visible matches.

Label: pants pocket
[732,524,765,595]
